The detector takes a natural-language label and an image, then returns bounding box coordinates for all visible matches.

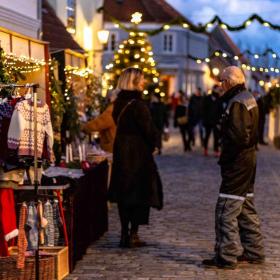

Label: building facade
[102,0,209,96]
[0,0,41,39]
[47,0,104,71]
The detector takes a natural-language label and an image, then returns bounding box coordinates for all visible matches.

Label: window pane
[67,0,76,34]
[111,34,116,51]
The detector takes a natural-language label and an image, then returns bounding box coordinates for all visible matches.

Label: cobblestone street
[67,131,280,280]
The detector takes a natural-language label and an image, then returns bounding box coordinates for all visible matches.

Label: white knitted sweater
[8,100,53,158]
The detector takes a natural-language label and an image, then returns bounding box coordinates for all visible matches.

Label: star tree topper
[131,12,142,25]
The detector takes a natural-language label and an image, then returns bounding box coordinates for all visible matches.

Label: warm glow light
[205,58,210,63]
[164,25,170,30]
[263,22,270,27]
[221,24,228,29]
[84,26,93,51]
[267,82,272,88]
[259,80,265,86]
[183,23,189,28]
[131,12,143,24]
[143,90,149,95]
[234,56,239,60]
[196,59,202,64]
[212,67,220,76]
[97,30,109,44]
[245,20,252,26]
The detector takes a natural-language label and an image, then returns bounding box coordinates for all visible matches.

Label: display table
[63,160,109,271]
[14,160,109,272]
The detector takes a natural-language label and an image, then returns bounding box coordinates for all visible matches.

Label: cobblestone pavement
[67,131,280,280]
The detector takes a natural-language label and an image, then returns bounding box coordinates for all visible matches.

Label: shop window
[104,32,118,52]
[66,0,76,34]
[163,33,175,53]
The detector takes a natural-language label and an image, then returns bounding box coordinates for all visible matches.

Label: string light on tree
[105,12,165,97]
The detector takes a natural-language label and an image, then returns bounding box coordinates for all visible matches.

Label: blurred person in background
[188,87,204,148]
[202,85,223,157]
[174,95,190,152]
[81,89,118,153]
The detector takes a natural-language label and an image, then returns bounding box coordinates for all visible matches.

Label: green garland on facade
[98,7,280,35]
[0,47,26,96]
[85,74,106,116]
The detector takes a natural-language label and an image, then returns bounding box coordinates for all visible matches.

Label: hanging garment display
[7,99,53,158]
[43,200,55,246]
[17,203,28,269]
[25,202,38,250]
[0,188,18,256]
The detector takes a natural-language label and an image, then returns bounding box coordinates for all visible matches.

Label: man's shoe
[237,255,265,264]
[202,258,237,269]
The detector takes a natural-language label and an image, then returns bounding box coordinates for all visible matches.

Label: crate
[8,246,69,280]
[40,246,69,280]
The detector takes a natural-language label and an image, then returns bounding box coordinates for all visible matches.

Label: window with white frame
[104,32,118,52]
[66,0,76,34]
[163,33,175,53]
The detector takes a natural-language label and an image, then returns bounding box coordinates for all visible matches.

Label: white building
[0,0,41,39]
[46,0,104,71]
[102,0,209,96]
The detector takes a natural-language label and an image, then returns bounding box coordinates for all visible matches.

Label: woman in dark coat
[108,68,163,248]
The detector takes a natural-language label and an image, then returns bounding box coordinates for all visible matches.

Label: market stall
[0,28,110,279]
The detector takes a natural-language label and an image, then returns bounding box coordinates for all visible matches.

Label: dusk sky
[167,0,280,54]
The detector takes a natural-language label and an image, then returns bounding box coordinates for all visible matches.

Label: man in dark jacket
[188,87,204,147]
[202,85,223,156]
[203,66,264,269]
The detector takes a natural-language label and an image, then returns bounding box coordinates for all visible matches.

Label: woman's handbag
[177,115,188,125]
[162,128,170,142]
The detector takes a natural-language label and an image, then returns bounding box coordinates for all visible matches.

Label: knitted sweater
[7,100,53,158]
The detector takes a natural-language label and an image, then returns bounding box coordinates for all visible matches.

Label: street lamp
[97,30,109,45]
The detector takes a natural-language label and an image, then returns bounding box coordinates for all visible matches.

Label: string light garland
[188,50,280,74]
[98,8,280,35]
[64,65,94,78]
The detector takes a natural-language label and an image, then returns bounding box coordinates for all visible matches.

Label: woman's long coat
[108,90,163,210]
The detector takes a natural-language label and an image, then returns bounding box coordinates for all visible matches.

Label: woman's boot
[130,226,146,247]
[119,229,130,248]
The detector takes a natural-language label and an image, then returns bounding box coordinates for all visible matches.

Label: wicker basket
[0,255,55,280]
[40,247,69,280]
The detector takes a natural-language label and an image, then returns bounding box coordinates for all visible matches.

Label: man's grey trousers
[215,196,265,263]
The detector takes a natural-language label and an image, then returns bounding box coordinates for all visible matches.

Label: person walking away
[174,95,190,152]
[108,67,163,248]
[202,85,223,157]
[81,91,117,153]
[253,91,268,145]
[150,93,169,155]
[203,66,264,269]
[188,87,204,147]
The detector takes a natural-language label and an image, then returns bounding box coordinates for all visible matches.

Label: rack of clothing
[0,83,53,280]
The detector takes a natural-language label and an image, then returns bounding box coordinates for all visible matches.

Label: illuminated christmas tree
[105,12,164,98]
